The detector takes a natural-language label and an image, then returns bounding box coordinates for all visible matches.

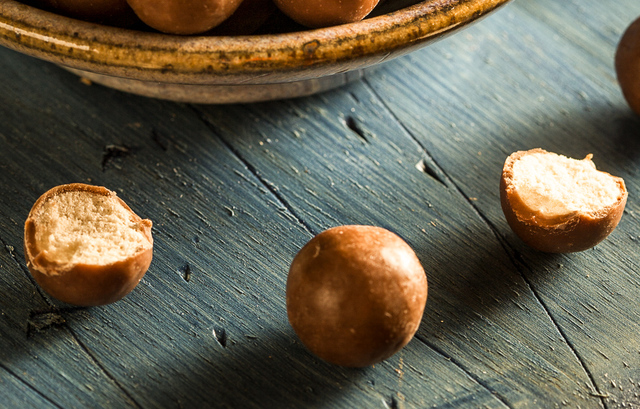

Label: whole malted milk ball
[286,225,428,367]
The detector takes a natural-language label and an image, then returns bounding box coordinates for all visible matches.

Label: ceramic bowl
[0,0,511,103]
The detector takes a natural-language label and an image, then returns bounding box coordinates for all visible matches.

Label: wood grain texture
[365,0,640,407]
[0,51,511,408]
[193,83,603,407]
[0,365,56,408]
[0,225,142,408]
[1,0,640,407]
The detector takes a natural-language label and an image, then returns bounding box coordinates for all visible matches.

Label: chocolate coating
[24,184,153,306]
[500,149,627,253]
[286,225,428,367]
[616,16,640,115]
[126,0,245,34]
[273,0,379,28]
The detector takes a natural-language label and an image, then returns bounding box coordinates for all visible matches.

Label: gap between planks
[0,234,145,409]
[414,334,513,409]
[361,77,608,408]
[65,326,144,409]
[187,104,318,238]
[0,360,65,409]
[187,91,516,407]
[1,233,51,302]
[181,82,603,406]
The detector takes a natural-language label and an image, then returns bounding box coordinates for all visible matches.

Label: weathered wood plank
[192,82,603,406]
[1,0,639,407]
[0,230,142,408]
[0,365,56,408]
[1,49,508,408]
[365,0,640,406]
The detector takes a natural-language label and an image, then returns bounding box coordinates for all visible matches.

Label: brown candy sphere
[616,16,640,115]
[286,225,428,367]
[273,0,379,28]
[126,0,245,35]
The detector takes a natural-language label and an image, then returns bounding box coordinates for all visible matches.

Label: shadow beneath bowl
[61,66,371,104]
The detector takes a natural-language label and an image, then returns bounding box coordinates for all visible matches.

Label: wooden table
[2,0,640,407]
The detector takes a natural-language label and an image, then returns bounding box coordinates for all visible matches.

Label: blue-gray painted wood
[1,0,639,407]
[365,0,640,406]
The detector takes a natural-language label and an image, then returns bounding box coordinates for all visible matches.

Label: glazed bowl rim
[0,0,511,83]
